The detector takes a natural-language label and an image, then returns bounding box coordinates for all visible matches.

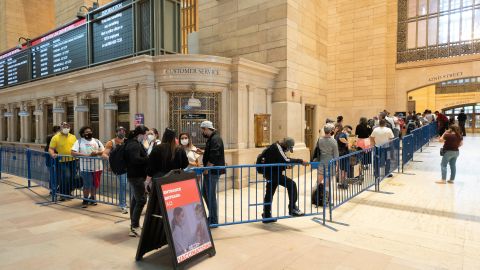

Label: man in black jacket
[125,125,149,237]
[200,121,225,225]
[457,109,467,136]
[262,137,307,223]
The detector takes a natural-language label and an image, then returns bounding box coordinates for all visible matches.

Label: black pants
[263,172,298,214]
[459,121,466,136]
[128,177,146,228]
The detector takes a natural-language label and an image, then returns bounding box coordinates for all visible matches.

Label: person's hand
[51,153,58,159]
[302,160,309,166]
[144,178,152,193]
[90,151,98,157]
[203,170,208,175]
[195,148,204,155]
[207,162,214,167]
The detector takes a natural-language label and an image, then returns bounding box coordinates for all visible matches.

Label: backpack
[311,183,328,207]
[109,140,127,175]
[406,122,416,134]
[255,147,269,175]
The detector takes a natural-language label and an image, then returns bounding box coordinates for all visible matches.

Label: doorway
[305,105,315,150]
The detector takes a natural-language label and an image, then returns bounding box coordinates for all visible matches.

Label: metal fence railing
[0,121,438,227]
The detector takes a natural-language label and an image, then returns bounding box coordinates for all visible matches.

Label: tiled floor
[0,136,479,270]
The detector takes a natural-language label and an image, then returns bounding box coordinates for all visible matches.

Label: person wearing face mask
[143,128,161,155]
[145,128,188,184]
[179,132,201,168]
[49,122,77,201]
[102,126,128,214]
[71,126,105,208]
[261,137,308,223]
[124,125,149,237]
[198,121,225,226]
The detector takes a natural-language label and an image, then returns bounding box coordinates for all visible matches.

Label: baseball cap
[283,137,295,153]
[200,120,215,130]
[116,126,126,132]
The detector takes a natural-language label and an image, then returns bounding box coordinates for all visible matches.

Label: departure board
[31,19,87,79]
[92,0,133,63]
[0,48,30,88]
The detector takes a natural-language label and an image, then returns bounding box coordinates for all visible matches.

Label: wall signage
[428,72,463,82]
[164,67,219,76]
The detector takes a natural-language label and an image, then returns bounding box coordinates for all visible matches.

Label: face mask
[180,139,189,146]
[84,133,93,140]
[137,135,144,143]
[62,128,70,135]
[147,134,155,143]
[117,133,125,139]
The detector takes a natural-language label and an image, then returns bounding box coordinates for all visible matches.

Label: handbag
[440,148,445,156]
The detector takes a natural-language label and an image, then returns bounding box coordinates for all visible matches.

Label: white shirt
[370,127,394,146]
[184,146,200,168]
[72,138,105,171]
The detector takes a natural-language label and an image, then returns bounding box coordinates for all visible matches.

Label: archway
[443,104,480,134]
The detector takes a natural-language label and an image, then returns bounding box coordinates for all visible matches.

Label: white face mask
[147,134,155,143]
[180,139,189,146]
[62,128,70,135]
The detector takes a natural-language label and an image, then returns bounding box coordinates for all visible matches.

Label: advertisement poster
[162,179,212,263]
[134,113,144,126]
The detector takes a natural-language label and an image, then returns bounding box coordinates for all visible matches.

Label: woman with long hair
[145,128,189,185]
[355,117,372,149]
[437,124,463,184]
[179,132,201,168]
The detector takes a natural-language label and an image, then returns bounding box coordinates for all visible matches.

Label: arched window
[398,0,480,63]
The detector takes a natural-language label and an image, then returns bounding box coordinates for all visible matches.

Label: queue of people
[45,107,463,231]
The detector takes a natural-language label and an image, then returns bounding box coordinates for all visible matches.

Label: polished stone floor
[0,136,479,270]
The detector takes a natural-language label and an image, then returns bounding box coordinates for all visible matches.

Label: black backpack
[255,147,269,175]
[311,183,328,207]
[109,140,128,175]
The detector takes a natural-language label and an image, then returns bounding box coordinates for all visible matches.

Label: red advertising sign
[30,19,87,46]
[162,178,213,264]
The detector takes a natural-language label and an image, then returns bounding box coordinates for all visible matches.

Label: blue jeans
[441,151,459,181]
[118,173,127,208]
[202,173,219,224]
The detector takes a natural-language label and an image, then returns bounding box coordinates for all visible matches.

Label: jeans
[128,177,146,228]
[441,150,459,181]
[202,173,219,224]
[264,171,298,214]
[118,173,127,208]
[56,161,76,196]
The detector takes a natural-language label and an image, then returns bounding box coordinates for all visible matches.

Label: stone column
[11,105,19,142]
[247,84,255,149]
[53,99,65,125]
[0,106,5,141]
[35,101,44,144]
[98,91,106,142]
[267,89,273,144]
[104,92,114,141]
[158,86,169,133]
[129,84,139,130]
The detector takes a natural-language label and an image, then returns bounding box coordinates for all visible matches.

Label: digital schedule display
[31,19,87,79]
[92,0,133,63]
[0,48,30,88]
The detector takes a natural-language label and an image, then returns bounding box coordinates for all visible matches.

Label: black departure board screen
[0,48,30,88]
[31,19,87,79]
[92,0,133,63]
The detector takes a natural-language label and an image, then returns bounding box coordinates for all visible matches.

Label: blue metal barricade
[192,162,329,227]
[401,134,414,172]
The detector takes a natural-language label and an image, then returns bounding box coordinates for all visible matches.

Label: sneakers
[120,207,128,214]
[289,208,304,217]
[261,213,277,224]
[129,226,142,237]
[435,180,447,184]
[81,200,88,208]
[447,180,455,184]
[89,196,98,206]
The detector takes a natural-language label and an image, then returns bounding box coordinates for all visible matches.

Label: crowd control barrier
[0,122,437,227]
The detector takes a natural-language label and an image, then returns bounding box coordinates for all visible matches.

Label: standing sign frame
[136,170,216,269]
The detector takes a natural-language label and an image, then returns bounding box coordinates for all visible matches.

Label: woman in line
[145,128,189,187]
[179,132,201,168]
[355,117,372,150]
[71,126,104,208]
[437,125,463,184]
[144,128,161,155]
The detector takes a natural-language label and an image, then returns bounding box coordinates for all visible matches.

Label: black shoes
[81,200,88,208]
[262,212,277,223]
[89,196,98,206]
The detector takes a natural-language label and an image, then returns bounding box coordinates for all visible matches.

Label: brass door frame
[305,105,315,150]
